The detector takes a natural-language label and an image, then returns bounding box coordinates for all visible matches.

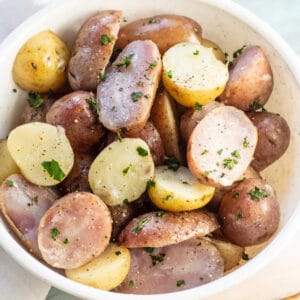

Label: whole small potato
[13,30,70,93]
[247,112,291,171]
[219,178,280,246]
[219,46,273,111]
[46,91,106,153]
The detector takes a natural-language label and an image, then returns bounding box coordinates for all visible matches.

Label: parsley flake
[193,50,200,55]
[100,34,112,45]
[233,45,246,58]
[51,227,60,241]
[27,91,44,108]
[242,252,250,261]
[146,179,156,189]
[217,149,223,155]
[116,53,134,68]
[176,280,186,287]
[86,97,99,114]
[243,137,249,148]
[131,217,150,234]
[128,280,135,288]
[236,212,243,220]
[6,179,14,187]
[156,211,166,217]
[115,251,122,256]
[249,101,266,111]
[233,192,240,198]
[116,131,122,142]
[143,247,154,253]
[163,194,172,201]
[165,156,180,171]
[123,199,129,205]
[131,91,143,102]
[41,160,65,181]
[12,88,17,93]
[194,102,203,110]
[122,164,132,175]
[248,186,269,201]
[63,238,69,244]
[231,150,240,159]
[150,253,165,266]
[136,146,148,157]
[147,60,158,70]
[167,70,173,79]
[201,149,208,155]
[223,158,238,170]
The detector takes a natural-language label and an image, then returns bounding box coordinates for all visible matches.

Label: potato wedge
[88,138,154,206]
[0,140,20,183]
[148,166,214,211]
[151,90,182,162]
[162,42,228,107]
[65,244,130,290]
[201,38,226,63]
[13,30,70,93]
[7,122,74,186]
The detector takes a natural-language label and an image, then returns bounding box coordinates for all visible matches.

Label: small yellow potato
[148,166,215,212]
[65,244,130,290]
[162,42,229,107]
[201,38,226,63]
[89,138,154,206]
[0,140,20,183]
[7,122,74,186]
[13,30,70,93]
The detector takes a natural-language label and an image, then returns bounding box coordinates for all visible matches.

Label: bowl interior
[0,0,300,299]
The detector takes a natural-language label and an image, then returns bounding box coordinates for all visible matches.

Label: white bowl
[0,0,300,299]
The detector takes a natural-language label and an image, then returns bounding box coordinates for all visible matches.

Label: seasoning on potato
[162,42,229,107]
[13,30,70,93]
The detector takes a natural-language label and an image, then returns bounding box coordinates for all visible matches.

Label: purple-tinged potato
[46,91,106,153]
[116,238,224,294]
[68,10,122,91]
[219,46,273,111]
[0,174,58,258]
[97,40,162,135]
[119,210,219,248]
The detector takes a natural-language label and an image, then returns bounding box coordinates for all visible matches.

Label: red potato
[116,238,224,294]
[247,112,291,171]
[151,90,183,162]
[46,91,105,153]
[38,192,112,269]
[219,46,273,111]
[187,106,257,187]
[0,174,58,258]
[180,101,223,142]
[68,10,122,91]
[219,178,280,246]
[97,40,162,135]
[116,14,202,55]
[119,210,219,248]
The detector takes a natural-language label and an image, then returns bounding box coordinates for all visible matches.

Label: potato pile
[0,10,291,295]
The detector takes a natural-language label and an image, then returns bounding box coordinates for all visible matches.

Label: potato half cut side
[162,42,228,107]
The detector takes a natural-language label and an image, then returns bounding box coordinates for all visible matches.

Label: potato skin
[219,178,280,246]
[13,30,70,93]
[68,10,122,91]
[247,112,290,171]
[116,14,202,54]
[46,91,105,153]
[219,46,273,111]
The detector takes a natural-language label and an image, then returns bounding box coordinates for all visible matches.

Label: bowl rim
[0,0,300,299]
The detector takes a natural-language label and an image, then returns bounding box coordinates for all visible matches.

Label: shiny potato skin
[247,112,291,171]
[219,178,280,247]
[219,46,273,111]
[46,91,105,153]
[116,14,202,54]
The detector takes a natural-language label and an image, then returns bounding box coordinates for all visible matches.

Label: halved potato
[0,140,20,183]
[7,122,74,186]
[201,38,226,63]
[89,138,154,206]
[65,244,130,290]
[162,42,228,107]
[148,166,215,211]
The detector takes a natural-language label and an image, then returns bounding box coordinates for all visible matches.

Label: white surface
[0,0,299,300]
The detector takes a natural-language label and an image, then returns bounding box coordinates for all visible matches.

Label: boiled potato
[13,30,70,93]
[0,140,20,183]
[162,42,228,107]
[7,122,74,186]
[65,244,130,290]
[201,38,226,63]
[89,138,154,206]
[148,166,215,211]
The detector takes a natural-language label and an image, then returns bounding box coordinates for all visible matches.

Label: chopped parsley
[98,73,107,82]
[233,192,240,198]
[128,280,135,288]
[150,253,165,266]
[217,149,223,155]
[63,238,69,244]
[33,196,38,204]
[131,217,150,234]
[116,131,122,142]
[27,91,44,108]
[147,60,158,70]
[51,227,60,241]
[233,45,246,58]
[223,158,238,170]
[86,97,99,114]
[182,181,189,184]
[148,18,157,24]
[236,212,243,220]
[243,137,249,148]
[6,179,14,187]
[167,70,173,79]
[249,101,266,111]
[131,91,143,102]
[164,156,180,171]
[116,53,134,68]
[201,149,208,155]
[163,194,172,201]
[123,199,129,205]
[231,150,240,159]
[146,179,156,188]
[136,146,148,157]
[115,251,121,256]
[242,252,250,261]
[248,186,269,201]
[156,211,166,217]
[122,164,132,175]
[100,34,112,45]
[176,280,186,287]
[41,160,65,181]
[143,247,154,253]
[12,88,17,93]
[194,102,203,110]
[193,50,200,55]
[228,61,234,69]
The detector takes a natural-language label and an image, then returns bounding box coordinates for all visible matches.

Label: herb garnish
[86,97,99,114]
[100,34,112,45]
[27,91,44,108]
[231,150,240,159]
[194,102,203,110]
[193,50,200,55]
[233,45,246,58]
[236,212,243,220]
[41,160,65,181]
[217,149,223,155]
[115,251,121,256]
[51,227,60,241]
[12,88,17,93]
[123,199,129,205]
[156,211,166,217]
[233,192,240,198]
[131,217,150,234]
[122,164,132,175]
[136,146,148,157]
[146,179,156,188]
[248,186,269,201]
[98,74,107,82]
[128,280,135,288]
[243,136,249,148]
[148,18,157,24]
[201,149,208,155]
[63,238,69,244]
[167,70,173,79]
[150,253,165,266]
[165,156,180,171]
[147,60,158,70]
[176,280,186,287]
[223,158,238,170]
[143,247,154,253]
[249,101,267,112]
[116,53,134,68]
[6,180,14,187]
[131,91,143,102]
[116,131,122,142]
[163,194,172,201]
[242,252,250,261]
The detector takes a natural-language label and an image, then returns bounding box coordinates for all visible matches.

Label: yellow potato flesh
[0,140,20,183]
[148,166,215,212]
[7,122,74,186]
[201,38,226,63]
[13,30,70,93]
[65,244,130,290]
[162,42,229,107]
